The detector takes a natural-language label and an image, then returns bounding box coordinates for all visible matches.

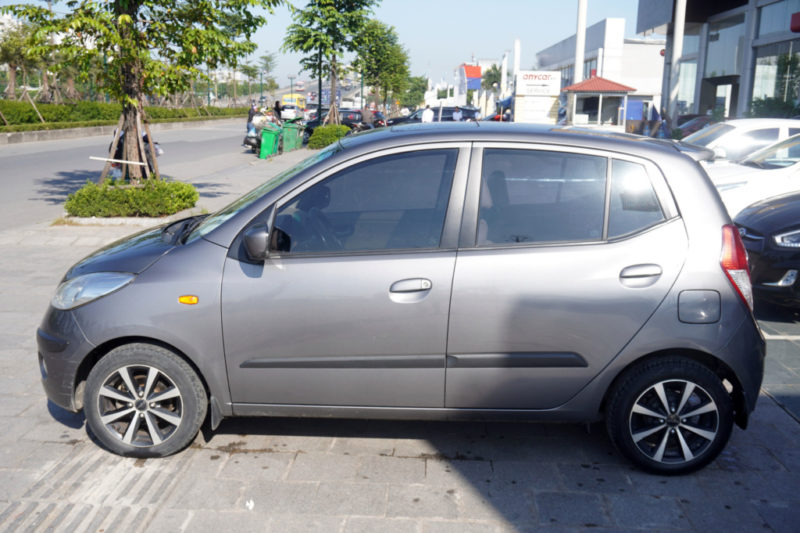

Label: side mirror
[243,223,270,261]
[713,146,727,160]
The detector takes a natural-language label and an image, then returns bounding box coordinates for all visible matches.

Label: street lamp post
[260,71,263,102]
[289,75,295,104]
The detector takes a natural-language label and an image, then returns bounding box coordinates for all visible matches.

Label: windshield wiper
[740,160,765,169]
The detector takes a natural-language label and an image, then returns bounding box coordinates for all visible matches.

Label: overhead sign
[515,71,561,97]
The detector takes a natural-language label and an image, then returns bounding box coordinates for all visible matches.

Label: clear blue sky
[1,0,649,86]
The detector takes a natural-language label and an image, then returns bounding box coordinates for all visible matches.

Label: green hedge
[0,100,247,127]
[0,113,245,133]
[65,179,199,217]
[308,124,350,149]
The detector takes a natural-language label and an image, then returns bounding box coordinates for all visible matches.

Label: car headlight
[774,229,800,248]
[52,272,136,310]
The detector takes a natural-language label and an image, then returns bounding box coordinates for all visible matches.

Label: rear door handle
[390,278,433,293]
[619,264,662,288]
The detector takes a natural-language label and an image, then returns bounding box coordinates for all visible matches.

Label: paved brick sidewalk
[0,149,798,532]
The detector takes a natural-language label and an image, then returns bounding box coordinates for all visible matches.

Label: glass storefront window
[678,61,697,113]
[682,23,702,56]
[753,39,800,104]
[705,14,746,77]
[759,0,800,37]
[584,58,597,79]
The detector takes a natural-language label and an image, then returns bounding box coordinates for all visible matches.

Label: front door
[222,147,466,408]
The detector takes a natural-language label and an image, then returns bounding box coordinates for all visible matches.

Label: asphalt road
[0,119,257,229]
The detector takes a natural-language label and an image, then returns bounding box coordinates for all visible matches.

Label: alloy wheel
[97,365,184,447]
[628,379,719,464]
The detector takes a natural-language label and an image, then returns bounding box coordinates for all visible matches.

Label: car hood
[734,190,800,233]
[64,225,176,281]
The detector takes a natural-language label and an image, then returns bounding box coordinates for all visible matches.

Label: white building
[536,18,666,121]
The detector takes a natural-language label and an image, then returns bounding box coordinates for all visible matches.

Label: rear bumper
[721,313,766,422]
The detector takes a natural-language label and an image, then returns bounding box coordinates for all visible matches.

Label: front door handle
[390,278,433,293]
[619,264,662,288]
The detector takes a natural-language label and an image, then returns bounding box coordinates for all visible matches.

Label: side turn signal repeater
[178,295,199,305]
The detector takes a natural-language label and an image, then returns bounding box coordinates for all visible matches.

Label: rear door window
[477,148,607,245]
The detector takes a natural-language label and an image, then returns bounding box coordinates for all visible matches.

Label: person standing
[361,105,374,129]
[273,100,282,121]
[247,102,258,132]
[452,106,463,122]
[421,105,434,123]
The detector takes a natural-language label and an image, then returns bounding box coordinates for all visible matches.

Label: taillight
[721,224,753,310]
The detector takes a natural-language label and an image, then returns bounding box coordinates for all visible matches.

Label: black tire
[606,356,733,475]
[84,343,207,458]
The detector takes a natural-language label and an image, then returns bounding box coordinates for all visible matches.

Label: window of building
[584,58,597,79]
[705,14,746,77]
[681,23,702,56]
[759,0,800,37]
[753,39,800,106]
[677,61,697,114]
[273,149,457,254]
[477,149,607,245]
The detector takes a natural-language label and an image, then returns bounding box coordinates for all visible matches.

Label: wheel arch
[600,348,749,429]
[73,336,210,411]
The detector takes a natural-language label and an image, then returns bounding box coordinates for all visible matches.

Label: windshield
[743,134,800,169]
[186,144,341,242]
[683,122,735,146]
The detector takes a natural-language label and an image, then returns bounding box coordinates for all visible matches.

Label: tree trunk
[4,65,17,100]
[328,56,340,125]
[39,70,52,103]
[117,0,146,182]
[65,77,80,100]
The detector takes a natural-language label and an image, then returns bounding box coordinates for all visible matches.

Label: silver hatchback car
[38,124,764,474]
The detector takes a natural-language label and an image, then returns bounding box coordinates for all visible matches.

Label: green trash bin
[259,124,281,159]
[281,121,304,152]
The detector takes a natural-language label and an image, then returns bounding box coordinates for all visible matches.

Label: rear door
[445,144,687,409]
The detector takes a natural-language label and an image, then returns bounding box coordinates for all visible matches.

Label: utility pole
[289,75,295,103]
[260,71,263,102]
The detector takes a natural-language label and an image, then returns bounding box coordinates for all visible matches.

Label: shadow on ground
[33,169,101,205]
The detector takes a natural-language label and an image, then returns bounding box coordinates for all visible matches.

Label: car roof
[336,122,712,161]
[723,118,800,128]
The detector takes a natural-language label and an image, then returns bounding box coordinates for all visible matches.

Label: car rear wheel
[84,343,207,458]
[606,356,733,475]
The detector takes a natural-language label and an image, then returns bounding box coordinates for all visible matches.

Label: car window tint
[477,149,607,245]
[274,149,458,253]
[608,160,665,239]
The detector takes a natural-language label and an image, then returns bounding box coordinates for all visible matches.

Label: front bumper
[746,246,800,308]
[36,306,95,412]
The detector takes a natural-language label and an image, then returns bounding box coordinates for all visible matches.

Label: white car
[684,118,800,162]
[706,134,800,217]
[281,104,299,120]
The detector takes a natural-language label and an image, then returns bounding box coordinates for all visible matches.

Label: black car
[735,191,800,308]
[386,106,479,126]
[305,109,386,140]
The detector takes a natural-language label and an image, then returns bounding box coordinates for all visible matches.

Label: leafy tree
[3,0,281,181]
[240,63,259,103]
[282,0,377,124]
[0,19,33,99]
[399,75,427,108]
[481,63,502,91]
[353,20,408,112]
[258,52,279,95]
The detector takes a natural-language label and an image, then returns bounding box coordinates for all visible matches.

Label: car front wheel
[606,356,734,475]
[84,343,207,458]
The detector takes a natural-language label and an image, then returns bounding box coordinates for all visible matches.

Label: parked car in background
[281,104,300,120]
[707,134,800,217]
[304,108,371,141]
[386,106,480,125]
[675,115,714,137]
[38,124,763,474]
[735,191,800,309]
[683,118,800,162]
